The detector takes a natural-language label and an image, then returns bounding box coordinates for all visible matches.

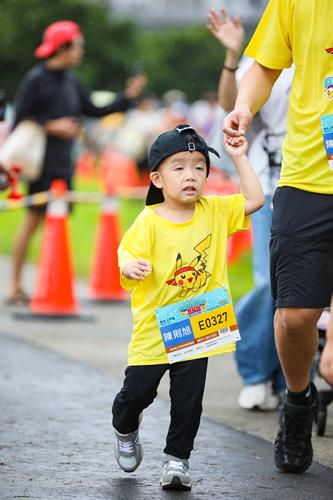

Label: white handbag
[0,119,46,181]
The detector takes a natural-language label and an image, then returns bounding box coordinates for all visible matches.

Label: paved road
[1,333,333,500]
[1,257,333,498]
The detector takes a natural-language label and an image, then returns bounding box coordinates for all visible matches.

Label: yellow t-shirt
[245,0,333,194]
[118,194,250,365]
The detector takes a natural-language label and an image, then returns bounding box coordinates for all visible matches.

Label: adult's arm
[78,81,132,118]
[224,62,281,136]
[207,8,244,112]
[78,74,147,118]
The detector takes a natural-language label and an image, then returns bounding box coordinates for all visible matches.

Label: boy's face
[150,150,207,206]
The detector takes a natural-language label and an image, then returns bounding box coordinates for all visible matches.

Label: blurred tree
[0,0,236,103]
[138,25,227,102]
[0,0,139,99]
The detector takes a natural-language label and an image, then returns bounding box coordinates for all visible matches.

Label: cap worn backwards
[146,124,220,206]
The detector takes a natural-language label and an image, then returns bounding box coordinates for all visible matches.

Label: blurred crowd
[77,87,230,189]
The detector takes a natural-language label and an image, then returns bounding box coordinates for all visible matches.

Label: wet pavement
[1,257,333,499]
[1,333,333,500]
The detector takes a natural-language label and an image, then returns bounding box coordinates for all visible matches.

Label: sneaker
[114,415,143,473]
[238,382,280,410]
[274,383,318,473]
[160,457,192,491]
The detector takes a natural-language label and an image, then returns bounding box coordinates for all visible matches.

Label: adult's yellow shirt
[245,0,333,194]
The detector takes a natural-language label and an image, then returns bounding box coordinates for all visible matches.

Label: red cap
[35,21,82,59]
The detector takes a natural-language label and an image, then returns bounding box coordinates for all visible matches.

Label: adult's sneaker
[238,381,280,410]
[114,428,143,473]
[274,382,318,473]
[160,457,192,491]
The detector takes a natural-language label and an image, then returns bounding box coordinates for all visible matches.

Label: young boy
[112,124,264,490]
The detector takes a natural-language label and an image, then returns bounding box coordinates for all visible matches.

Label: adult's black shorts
[27,173,72,213]
[270,186,333,308]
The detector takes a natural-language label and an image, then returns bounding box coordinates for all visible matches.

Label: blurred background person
[155,89,190,135]
[187,90,219,139]
[208,7,294,410]
[320,297,333,385]
[110,93,160,181]
[0,90,11,191]
[5,20,146,305]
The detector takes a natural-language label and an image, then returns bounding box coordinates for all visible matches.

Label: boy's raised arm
[224,134,264,215]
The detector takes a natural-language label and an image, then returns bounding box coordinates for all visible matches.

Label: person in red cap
[5,20,146,305]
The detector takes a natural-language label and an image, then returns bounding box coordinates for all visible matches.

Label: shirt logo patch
[325,47,333,54]
[323,76,333,100]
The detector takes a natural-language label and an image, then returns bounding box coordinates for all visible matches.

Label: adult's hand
[223,106,252,138]
[207,7,244,57]
[46,117,82,140]
[124,74,148,100]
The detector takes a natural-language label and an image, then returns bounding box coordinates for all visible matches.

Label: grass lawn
[0,178,253,302]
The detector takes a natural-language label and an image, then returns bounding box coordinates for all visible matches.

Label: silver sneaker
[114,413,143,473]
[160,456,192,491]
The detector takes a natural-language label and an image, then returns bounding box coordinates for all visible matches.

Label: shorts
[28,173,72,213]
[270,187,333,308]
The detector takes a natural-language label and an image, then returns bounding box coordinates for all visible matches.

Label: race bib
[320,114,333,171]
[155,287,240,364]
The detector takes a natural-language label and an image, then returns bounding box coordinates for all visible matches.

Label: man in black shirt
[6,20,146,304]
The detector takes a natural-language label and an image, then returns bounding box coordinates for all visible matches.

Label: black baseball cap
[146,124,220,205]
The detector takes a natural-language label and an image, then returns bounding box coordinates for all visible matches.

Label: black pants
[112,358,208,460]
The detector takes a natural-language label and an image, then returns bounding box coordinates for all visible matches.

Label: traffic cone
[89,195,127,301]
[100,148,140,193]
[29,180,79,316]
[227,227,253,264]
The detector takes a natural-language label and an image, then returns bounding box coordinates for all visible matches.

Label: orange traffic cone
[89,195,127,301]
[29,180,79,316]
[100,148,140,193]
[228,227,253,264]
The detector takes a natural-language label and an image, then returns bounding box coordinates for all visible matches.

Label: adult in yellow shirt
[224,0,333,474]
[112,124,264,491]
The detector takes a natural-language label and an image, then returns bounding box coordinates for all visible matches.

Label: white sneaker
[238,381,280,410]
[114,428,143,472]
[160,457,192,491]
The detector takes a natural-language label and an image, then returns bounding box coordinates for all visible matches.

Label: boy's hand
[123,258,151,281]
[224,133,248,157]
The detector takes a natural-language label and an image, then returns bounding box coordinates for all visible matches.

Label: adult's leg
[112,364,168,434]
[165,358,208,459]
[275,307,322,392]
[270,187,333,473]
[8,208,44,298]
